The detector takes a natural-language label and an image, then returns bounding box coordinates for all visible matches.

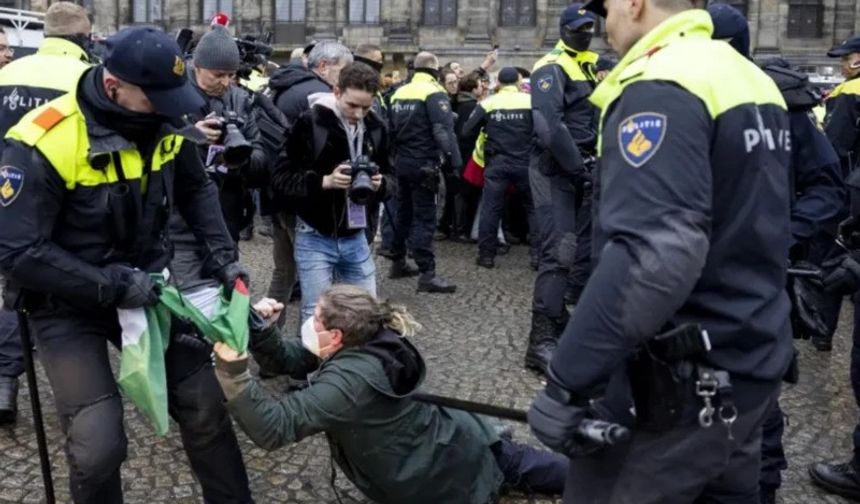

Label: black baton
[412,392,630,446]
[787,268,822,279]
[16,308,55,504]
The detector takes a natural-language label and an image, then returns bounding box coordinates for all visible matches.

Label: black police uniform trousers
[0,276,24,381]
[0,308,23,380]
[530,164,579,319]
[567,184,593,304]
[564,385,779,504]
[392,160,439,274]
[479,161,534,258]
[29,302,252,504]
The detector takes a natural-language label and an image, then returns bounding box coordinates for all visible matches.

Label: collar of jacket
[497,85,520,94]
[313,97,384,133]
[554,40,599,65]
[38,37,89,62]
[590,9,713,110]
[412,72,438,85]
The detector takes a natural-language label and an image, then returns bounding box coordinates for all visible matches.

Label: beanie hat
[193,26,240,72]
[498,67,520,85]
[707,3,751,59]
[44,1,91,37]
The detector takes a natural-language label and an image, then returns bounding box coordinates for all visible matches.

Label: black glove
[216,262,251,299]
[527,371,602,458]
[105,265,160,309]
[822,252,860,295]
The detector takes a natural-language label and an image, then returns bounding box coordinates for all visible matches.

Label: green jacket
[216,327,504,504]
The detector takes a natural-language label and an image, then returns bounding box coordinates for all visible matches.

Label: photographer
[271,62,390,322]
[213,286,568,504]
[183,27,270,243]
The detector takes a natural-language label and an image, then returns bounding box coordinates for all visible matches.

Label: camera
[348,155,380,205]
[235,34,274,81]
[219,111,253,168]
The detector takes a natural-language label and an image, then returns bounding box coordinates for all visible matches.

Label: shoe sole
[417,286,457,293]
[524,356,548,375]
[809,466,860,500]
[389,272,420,279]
[476,262,494,269]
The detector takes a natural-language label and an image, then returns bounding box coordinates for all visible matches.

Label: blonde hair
[318,285,422,345]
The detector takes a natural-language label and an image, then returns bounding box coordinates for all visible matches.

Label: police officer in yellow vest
[824,36,860,176]
[526,0,793,501]
[526,4,600,375]
[462,67,535,269]
[0,1,93,425]
[0,27,253,503]
[388,51,461,293]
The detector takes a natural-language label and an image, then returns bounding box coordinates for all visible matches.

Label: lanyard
[344,121,364,161]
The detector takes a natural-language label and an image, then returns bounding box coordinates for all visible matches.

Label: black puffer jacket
[269,63,332,124]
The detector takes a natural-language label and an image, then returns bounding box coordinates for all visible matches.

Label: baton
[16,308,55,504]
[412,392,630,446]
[787,268,822,279]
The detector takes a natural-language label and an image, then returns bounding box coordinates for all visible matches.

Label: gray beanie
[193,26,240,72]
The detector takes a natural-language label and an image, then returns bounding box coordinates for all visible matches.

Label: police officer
[525,4,599,374]
[0,27,252,503]
[0,1,92,424]
[527,1,793,501]
[388,51,461,293]
[462,67,534,269]
[708,6,847,503]
[808,34,860,501]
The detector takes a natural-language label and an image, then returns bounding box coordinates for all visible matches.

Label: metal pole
[16,308,55,504]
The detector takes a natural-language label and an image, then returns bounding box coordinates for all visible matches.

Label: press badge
[346,194,367,230]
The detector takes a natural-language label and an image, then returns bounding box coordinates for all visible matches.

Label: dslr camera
[218,111,253,168]
[348,155,380,205]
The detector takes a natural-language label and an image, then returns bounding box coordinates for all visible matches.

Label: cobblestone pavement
[0,234,858,503]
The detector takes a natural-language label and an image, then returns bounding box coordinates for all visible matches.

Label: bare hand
[481,50,498,71]
[371,174,383,192]
[322,164,352,190]
[195,116,223,144]
[213,342,247,362]
[252,298,285,329]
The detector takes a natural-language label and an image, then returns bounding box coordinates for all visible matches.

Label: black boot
[0,376,18,425]
[809,461,860,500]
[476,255,495,269]
[417,273,457,293]
[524,313,559,375]
[239,224,254,241]
[389,260,420,279]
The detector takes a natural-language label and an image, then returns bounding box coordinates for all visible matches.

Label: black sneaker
[417,274,457,294]
[812,336,833,352]
[389,260,419,279]
[476,256,495,269]
[239,225,254,241]
[809,461,860,500]
[376,246,398,259]
[497,243,512,256]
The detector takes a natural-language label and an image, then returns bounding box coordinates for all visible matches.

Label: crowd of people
[4,0,860,503]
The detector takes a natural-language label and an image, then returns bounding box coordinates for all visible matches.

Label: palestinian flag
[118,278,251,435]
[117,303,172,435]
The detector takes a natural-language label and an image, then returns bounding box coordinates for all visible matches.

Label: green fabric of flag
[118,278,251,435]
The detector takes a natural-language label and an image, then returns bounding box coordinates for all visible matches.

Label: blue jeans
[295,219,377,322]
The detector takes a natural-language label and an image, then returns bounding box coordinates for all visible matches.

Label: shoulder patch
[0,166,24,207]
[537,74,554,93]
[618,112,667,168]
[32,106,66,131]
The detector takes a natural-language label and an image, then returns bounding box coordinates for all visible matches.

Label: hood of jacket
[269,62,326,91]
[343,329,426,398]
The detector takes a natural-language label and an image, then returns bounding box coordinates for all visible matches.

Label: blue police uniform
[0,36,91,422]
[525,5,601,374]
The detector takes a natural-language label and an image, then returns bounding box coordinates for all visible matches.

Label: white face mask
[301,316,327,358]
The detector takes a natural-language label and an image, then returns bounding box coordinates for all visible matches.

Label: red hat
[210,12,230,28]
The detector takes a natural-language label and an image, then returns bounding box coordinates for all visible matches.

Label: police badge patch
[0,166,23,207]
[537,75,554,93]
[618,112,667,167]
